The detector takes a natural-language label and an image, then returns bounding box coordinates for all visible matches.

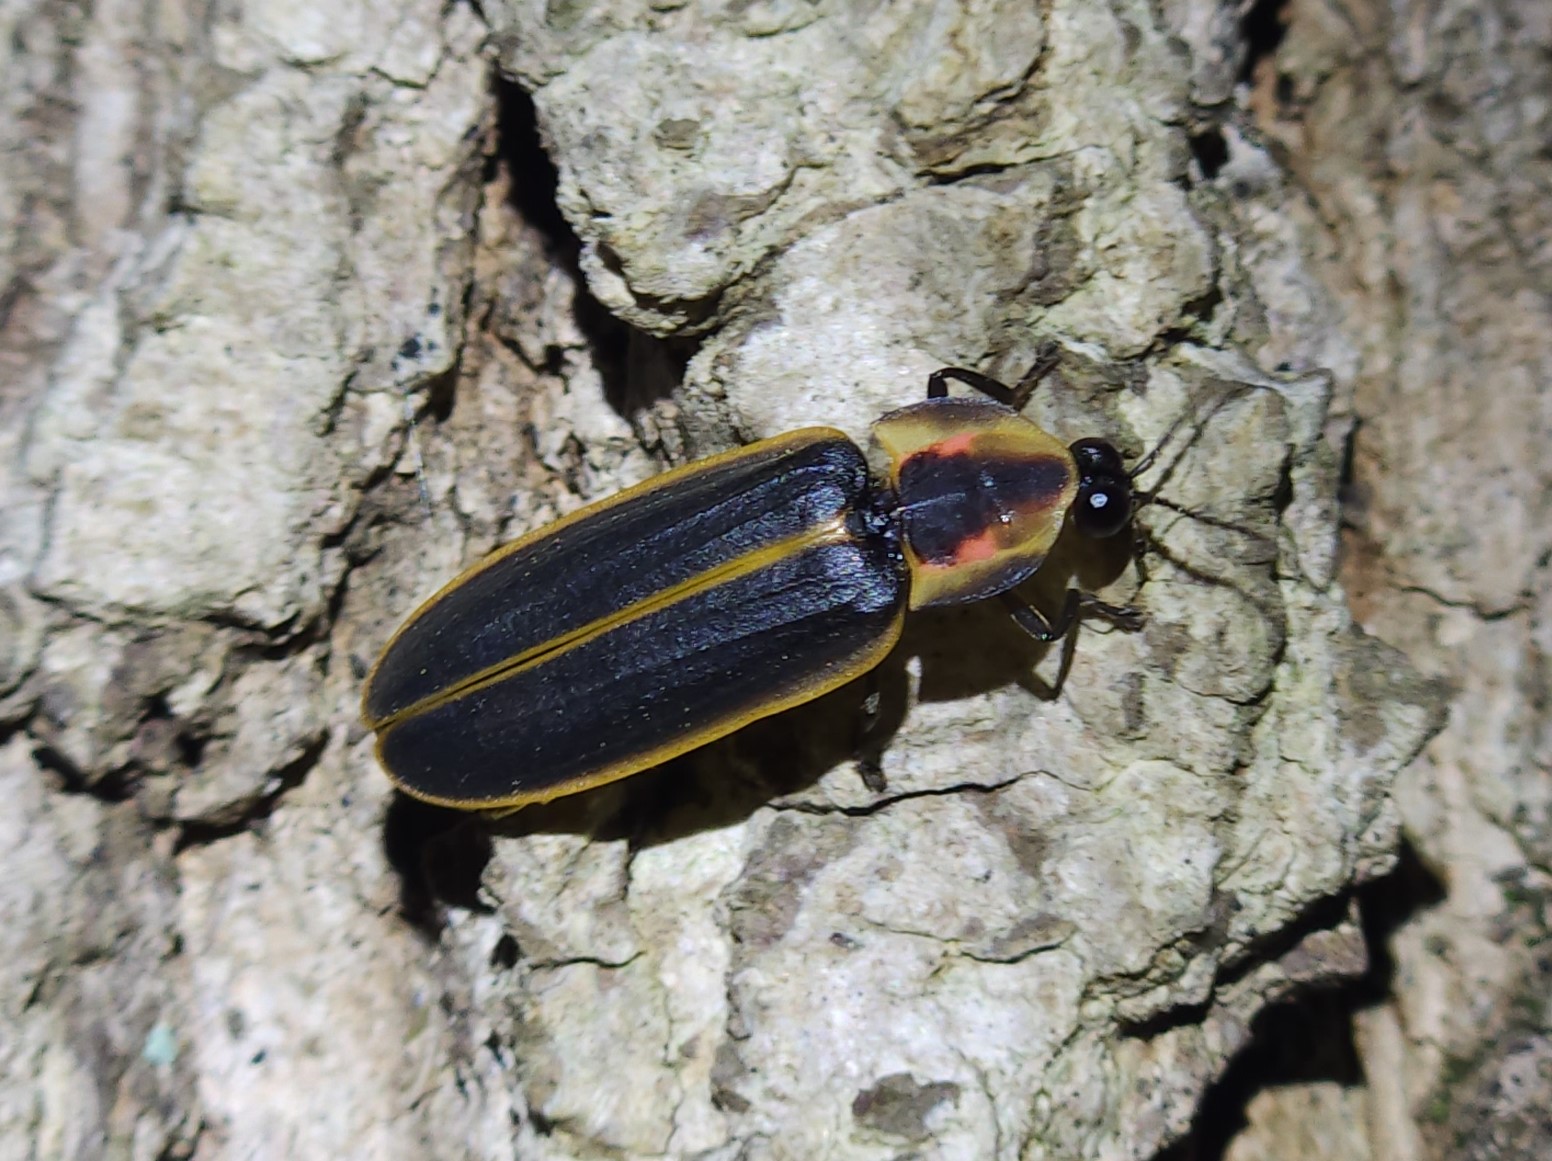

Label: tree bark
[3,1,1526,1158]
[1205,2,1552,1160]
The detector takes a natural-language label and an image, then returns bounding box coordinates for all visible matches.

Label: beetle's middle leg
[853,668,889,794]
[1000,589,1142,643]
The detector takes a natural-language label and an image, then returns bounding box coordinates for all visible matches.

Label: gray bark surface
[1205,2,1552,1160]
[4,1,1530,1158]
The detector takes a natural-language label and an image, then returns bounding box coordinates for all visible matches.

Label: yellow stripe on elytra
[374,517,857,731]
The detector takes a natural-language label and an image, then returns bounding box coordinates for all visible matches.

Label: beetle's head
[1068,438,1132,539]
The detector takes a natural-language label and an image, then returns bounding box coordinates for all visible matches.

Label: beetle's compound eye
[1069,439,1131,539]
[1070,437,1125,478]
[1074,478,1131,538]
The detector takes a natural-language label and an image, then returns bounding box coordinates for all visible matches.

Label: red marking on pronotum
[947,526,1002,566]
[928,431,978,457]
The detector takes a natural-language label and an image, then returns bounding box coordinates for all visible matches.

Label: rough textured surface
[1217,1,1552,1160]
[2,1,494,1156]
[0,0,1499,1158]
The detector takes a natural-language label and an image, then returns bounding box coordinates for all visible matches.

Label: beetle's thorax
[869,397,1079,609]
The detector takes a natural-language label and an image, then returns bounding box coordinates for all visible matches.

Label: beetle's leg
[927,342,1062,408]
[1001,588,1078,642]
[928,367,1010,402]
[854,670,888,793]
[1001,589,1143,642]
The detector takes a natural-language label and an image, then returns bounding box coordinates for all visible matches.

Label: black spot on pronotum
[898,448,1070,565]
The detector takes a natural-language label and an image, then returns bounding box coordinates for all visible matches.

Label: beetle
[362,357,1145,811]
